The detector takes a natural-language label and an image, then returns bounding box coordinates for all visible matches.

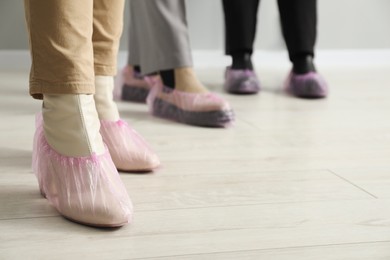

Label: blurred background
[1,0,390,52]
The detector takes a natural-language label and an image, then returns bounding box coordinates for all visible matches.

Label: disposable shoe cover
[224,67,260,94]
[146,77,234,127]
[100,119,160,172]
[284,71,328,98]
[114,66,150,103]
[33,115,133,227]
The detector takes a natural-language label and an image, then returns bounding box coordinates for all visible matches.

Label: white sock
[43,94,105,157]
[94,76,120,121]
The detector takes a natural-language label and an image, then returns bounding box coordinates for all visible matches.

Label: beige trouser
[24,0,125,99]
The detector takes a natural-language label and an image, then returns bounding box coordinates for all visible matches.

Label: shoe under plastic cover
[114,66,150,103]
[33,115,133,227]
[146,77,235,127]
[224,67,260,94]
[100,119,160,172]
[284,71,328,98]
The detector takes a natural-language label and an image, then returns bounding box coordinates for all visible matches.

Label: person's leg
[115,2,150,103]
[223,0,260,70]
[24,0,94,99]
[123,0,234,127]
[127,1,141,72]
[92,0,124,121]
[131,0,193,74]
[277,0,316,73]
[222,0,261,94]
[278,0,328,98]
[118,0,194,102]
[92,0,160,171]
[127,0,205,93]
[24,0,132,227]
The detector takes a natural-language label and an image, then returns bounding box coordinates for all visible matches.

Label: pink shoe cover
[145,77,235,127]
[284,71,328,98]
[224,67,260,94]
[32,115,133,227]
[100,119,160,172]
[114,66,150,103]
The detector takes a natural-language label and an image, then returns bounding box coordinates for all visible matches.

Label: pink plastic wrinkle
[145,76,234,127]
[100,119,160,171]
[284,71,328,98]
[146,76,232,112]
[114,66,150,102]
[33,114,133,226]
[224,67,260,94]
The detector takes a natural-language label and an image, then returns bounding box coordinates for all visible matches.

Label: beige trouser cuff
[30,82,95,100]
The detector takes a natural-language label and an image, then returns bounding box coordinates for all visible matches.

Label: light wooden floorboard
[2,199,390,259]
[0,169,374,219]
[0,66,389,259]
[331,167,390,198]
[137,242,390,260]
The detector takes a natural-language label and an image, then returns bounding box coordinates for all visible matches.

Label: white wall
[186,0,284,51]
[1,0,390,51]
[185,0,390,50]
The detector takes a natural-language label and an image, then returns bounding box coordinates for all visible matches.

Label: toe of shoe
[286,73,328,98]
[114,151,160,172]
[60,196,133,227]
[294,81,328,98]
[225,79,260,94]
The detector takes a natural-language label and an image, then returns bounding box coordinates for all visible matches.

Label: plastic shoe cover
[146,77,234,127]
[100,119,160,172]
[32,115,133,227]
[224,67,260,94]
[284,71,328,98]
[114,66,150,103]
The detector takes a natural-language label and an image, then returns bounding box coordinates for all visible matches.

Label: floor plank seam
[126,240,390,260]
[134,198,384,213]
[327,169,378,199]
[0,215,59,222]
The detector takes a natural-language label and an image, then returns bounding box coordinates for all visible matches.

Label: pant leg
[222,0,260,55]
[93,0,125,76]
[24,0,94,100]
[277,0,317,61]
[127,1,141,67]
[127,0,193,75]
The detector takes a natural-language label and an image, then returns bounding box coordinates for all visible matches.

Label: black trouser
[222,0,317,61]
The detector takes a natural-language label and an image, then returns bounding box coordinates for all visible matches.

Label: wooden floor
[1,66,390,259]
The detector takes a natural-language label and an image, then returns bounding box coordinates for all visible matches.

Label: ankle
[124,65,142,78]
[43,94,105,157]
[160,69,175,89]
[172,67,209,94]
[94,76,120,121]
[133,65,141,74]
[231,52,253,70]
[292,55,316,74]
